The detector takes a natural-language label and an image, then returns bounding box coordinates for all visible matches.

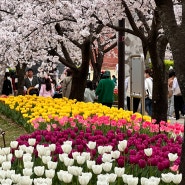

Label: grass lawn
[0,115,27,147]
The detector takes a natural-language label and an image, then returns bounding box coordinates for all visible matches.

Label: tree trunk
[16,63,27,95]
[70,41,91,101]
[149,35,168,123]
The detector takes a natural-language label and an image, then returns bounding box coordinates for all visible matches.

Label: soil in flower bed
[0,114,27,147]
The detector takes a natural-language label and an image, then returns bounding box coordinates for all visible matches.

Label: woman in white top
[39,78,55,97]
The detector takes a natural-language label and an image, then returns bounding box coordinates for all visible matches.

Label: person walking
[95,70,115,108]
[172,76,185,120]
[2,72,13,96]
[62,68,73,98]
[144,69,153,116]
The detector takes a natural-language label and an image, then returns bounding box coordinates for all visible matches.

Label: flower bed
[0,95,184,184]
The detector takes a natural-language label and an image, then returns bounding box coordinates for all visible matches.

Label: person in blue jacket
[96,71,115,107]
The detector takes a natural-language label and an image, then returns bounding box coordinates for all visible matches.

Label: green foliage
[164,60,174,69]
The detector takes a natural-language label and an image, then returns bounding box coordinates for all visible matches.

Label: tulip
[63,157,74,166]
[2,161,11,171]
[111,150,120,159]
[144,148,152,157]
[77,155,86,165]
[114,167,125,177]
[97,180,109,185]
[0,155,6,164]
[92,164,102,174]
[19,176,33,185]
[102,162,112,172]
[25,146,34,154]
[102,153,112,163]
[34,166,45,176]
[42,156,52,165]
[36,145,46,157]
[87,141,96,149]
[49,144,56,152]
[172,173,182,184]
[118,140,127,152]
[78,173,91,185]
[10,141,18,149]
[59,153,68,162]
[86,160,95,169]
[81,152,91,160]
[23,153,32,162]
[5,170,15,178]
[63,140,73,145]
[24,161,34,169]
[68,166,83,176]
[98,146,105,155]
[19,145,27,152]
[161,173,172,183]
[1,178,12,185]
[61,144,72,154]
[7,154,13,161]
[23,168,33,176]
[57,171,73,183]
[122,174,134,184]
[2,147,11,155]
[15,150,24,158]
[47,161,58,170]
[104,145,113,153]
[28,138,36,146]
[72,151,80,160]
[45,169,55,179]
[168,153,178,162]
[11,174,21,184]
[0,170,6,179]
[107,173,117,183]
[97,174,109,182]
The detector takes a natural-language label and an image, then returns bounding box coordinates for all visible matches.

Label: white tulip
[45,178,52,185]
[81,152,91,160]
[104,145,112,153]
[97,180,109,185]
[115,167,125,177]
[36,145,46,157]
[87,141,96,149]
[122,174,134,184]
[59,153,68,162]
[98,174,109,182]
[92,164,102,174]
[79,174,91,185]
[57,171,73,183]
[111,150,120,159]
[49,144,56,152]
[47,161,57,170]
[0,155,6,164]
[61,144,72,154]
[23,153,32,162]
[63,157,74,166]
[5,170,15,178]
[118,140,127,151]
[107,173,117,183]
[19,145,27,152]
[161,173,173,183]
[168,153,178,162]
[42,156,52,165]
[1,178,12,185]
[76,155,86,165]
[2,147,11,155]
[23,168,33,176]
[72,152,80,160]
[10,141,18,149]
[68,166,82,176]
[44,147,51,156]
[25,146,34,154]
[11,174,21,184]
[86,160,95,169]
[34,166,45,176]
[150,176,160,185]
[45,169,55,179]
[7,154,13,161]
[102,162,112,172]
[24,161,34,169]
[63,141,72,146]
[19,176,33,185]
[2,161,11,171]
[28,138,36,146]
[63,173,73,183]
[0,169,6,179]
[127,177,138,185]
[172,173,182,184]
[98,146,105,154]
[15,150,24,158]
[57,170,69,181]
[102,153,112,163]
[144,148,152,157]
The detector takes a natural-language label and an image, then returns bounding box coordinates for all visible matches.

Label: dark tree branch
[104,41,117,53]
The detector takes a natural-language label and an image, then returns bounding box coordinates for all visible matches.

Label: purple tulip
[138,159,147,168]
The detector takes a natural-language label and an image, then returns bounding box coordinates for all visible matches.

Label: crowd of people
[1,66,184,120]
